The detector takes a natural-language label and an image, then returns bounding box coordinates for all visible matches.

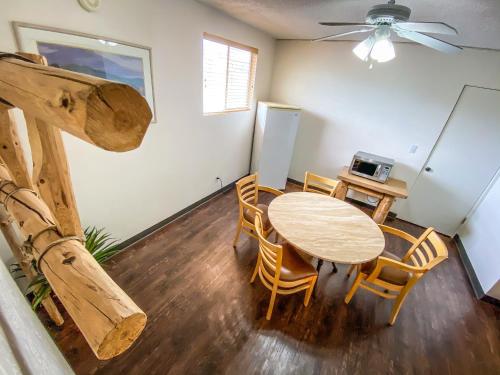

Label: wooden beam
[0,162,147,359]
[0,109,33,189]
[16,53,83,237]
[24,115,83,237]
[0,108,65,325]
[0,206,64,326]
[0,53,152,152]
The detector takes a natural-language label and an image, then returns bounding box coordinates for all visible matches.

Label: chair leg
[344,272,363,304]
[233,220,242,248]
[275,231,279,243]
[304,277,317,307]
[346,264,355,278]
[266,288,278,320]
[250,254,260,284]
[389,287,411,325]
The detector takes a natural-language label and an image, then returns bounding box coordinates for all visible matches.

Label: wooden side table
[335,166,408,224]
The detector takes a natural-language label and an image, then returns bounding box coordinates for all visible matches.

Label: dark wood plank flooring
[45,183,500,374]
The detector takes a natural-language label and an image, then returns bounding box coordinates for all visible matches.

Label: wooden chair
[345,225,448,325]
[303,171,340,272]
[251,213,318,320]
[233,174,283,248]
[303,171,339,197]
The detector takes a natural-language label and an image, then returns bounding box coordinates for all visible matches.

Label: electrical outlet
[409,144,418,154]
[215,176,223,190]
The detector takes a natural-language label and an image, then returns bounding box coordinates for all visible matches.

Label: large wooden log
[0,53,152,152]
[0,110,33,189]
[16,52,83,237]
[0,206,64,326]
[0,162,147,359]
[24,115,83,237]
[0,107,65,325]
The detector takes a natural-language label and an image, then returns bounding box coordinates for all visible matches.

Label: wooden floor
[47,183,500,375]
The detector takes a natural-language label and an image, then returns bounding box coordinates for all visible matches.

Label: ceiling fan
[314,0,462,64]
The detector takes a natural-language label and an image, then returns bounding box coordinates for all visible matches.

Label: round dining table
[268,192,385,270]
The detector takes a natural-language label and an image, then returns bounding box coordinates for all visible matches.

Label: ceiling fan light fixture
[353,35,375,61]
[320,1,462,63]
[370,38,395,62]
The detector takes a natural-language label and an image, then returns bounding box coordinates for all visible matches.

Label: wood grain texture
[303,171,339,197]
[0,108,64,325]
[47,183,500,375]
[268,192,385,264]
[372,195,395,224]
[251,213,317,320]
[0,162,146,360]
[233,174,281,247]
[337,166,408,198]
[0,55,152,152]
[24,115,83,237]
[0,205,64,326]
[19,54,83,237]
[0,109,33,189]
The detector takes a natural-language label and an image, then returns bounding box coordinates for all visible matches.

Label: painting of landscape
[37,42,146,96]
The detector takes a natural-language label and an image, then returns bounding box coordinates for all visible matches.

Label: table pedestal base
[316,259,338,273]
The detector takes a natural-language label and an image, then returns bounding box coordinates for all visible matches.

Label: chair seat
[279,243,318,281]
[243,203,271,230]
[361,250,410,286]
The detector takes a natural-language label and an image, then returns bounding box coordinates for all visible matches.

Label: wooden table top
[338,166,408,198]
[268,192,385,264]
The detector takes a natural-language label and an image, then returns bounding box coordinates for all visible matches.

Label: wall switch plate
[409,144,418,154]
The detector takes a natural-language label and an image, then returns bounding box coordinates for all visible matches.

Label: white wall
[269,41,500,214]
[458,173,500,298]
[0,0,275,263]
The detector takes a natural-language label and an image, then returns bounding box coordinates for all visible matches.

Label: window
[203,33,258,114]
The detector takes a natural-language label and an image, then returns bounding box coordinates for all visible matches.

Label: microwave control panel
[379,165,392,181]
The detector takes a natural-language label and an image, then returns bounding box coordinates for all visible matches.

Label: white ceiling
[199,0,500,50]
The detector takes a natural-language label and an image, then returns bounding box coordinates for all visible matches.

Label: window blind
[203,33,258,114]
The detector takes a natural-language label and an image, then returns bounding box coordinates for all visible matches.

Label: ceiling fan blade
[396,29,462,53]
[313,29,373,42]
[394,22,458,35]
[319,22,376,27]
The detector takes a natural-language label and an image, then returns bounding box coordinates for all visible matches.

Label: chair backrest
[303,171,339,197]
[236,174,258,206]
[255,213,283,284]
[402,227,448,272]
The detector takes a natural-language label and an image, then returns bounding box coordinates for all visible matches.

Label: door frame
[410,84,500,233]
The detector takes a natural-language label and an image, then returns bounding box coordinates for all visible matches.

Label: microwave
[349,151,395,183]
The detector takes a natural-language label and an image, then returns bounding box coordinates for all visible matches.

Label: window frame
[202,32,258,115]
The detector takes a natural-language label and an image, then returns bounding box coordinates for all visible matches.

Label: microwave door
[356,161,378,177]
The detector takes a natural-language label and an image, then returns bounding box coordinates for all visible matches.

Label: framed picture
[12,22,156,122]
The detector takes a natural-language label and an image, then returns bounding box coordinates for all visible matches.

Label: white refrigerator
[251,101,301,189]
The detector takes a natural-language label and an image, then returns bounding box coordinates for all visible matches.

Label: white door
[401,86,500,235]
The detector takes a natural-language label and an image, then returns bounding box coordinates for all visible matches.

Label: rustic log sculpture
[0,206,64,326]
[0,53,152,152]
[25,114,84,237]
[0,162,147,359]
[0,53,150,359]
[0,107,65,325]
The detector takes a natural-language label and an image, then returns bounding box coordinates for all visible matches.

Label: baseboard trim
[287,177,303,186]
[287,177,397,219]
[454,234,500,307]
[118,177,241,251]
